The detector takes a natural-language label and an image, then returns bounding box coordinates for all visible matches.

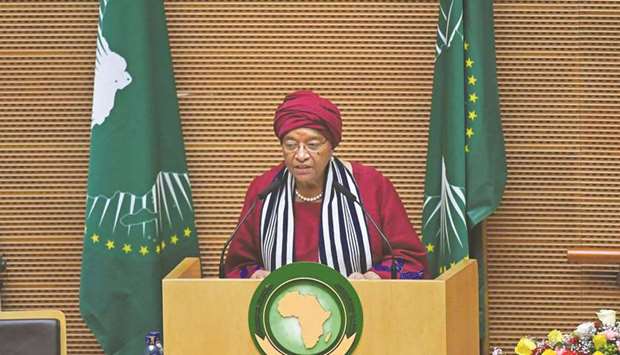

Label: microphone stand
[218,200,258,278]
[333,182,398,279]
[218,177,284,278]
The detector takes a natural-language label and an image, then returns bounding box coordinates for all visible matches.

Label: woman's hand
[250,270,270,279]
[348,271,381,280]
[348,272,364,280]
[362,271,381,280]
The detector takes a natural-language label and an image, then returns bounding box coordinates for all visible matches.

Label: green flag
[79,1,200,354]
[421,0,506,277]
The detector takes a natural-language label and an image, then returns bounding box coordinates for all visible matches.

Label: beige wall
[0,1,618,353]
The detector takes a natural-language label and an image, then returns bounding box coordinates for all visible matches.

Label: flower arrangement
[498,310,620,355]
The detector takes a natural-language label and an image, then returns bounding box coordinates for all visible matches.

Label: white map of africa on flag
[91,0,132,129]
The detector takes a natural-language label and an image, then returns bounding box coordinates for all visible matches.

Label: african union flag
[421,0,506,277]
[79,1,200,354]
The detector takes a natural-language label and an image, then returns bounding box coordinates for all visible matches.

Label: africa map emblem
[249,263,363,355]
[91,0,132,129]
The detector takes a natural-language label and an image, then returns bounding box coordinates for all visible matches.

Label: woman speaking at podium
[224,90,428,280]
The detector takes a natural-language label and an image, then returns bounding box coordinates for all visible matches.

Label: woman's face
[281,128,333,189]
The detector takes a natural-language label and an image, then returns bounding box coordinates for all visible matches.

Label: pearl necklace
[295,189,323,202]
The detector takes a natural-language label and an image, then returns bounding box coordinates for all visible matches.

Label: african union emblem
[249,263,363,355]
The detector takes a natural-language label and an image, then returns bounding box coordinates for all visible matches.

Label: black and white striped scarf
[259,157,372,276]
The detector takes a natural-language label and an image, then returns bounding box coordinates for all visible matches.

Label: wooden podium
[163,258,479,355]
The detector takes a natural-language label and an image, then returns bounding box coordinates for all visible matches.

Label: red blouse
[224,161,428,279]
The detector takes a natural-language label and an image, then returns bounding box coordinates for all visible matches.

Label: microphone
[218,177,284,278]
[258,177,285,200]
[333,181,398,279]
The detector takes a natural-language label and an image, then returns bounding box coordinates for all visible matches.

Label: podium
[163,258,479,355]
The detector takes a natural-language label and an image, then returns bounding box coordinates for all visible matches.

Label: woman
[225,90,428,279]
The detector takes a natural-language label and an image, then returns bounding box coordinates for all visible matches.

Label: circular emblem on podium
[248,262,363,355]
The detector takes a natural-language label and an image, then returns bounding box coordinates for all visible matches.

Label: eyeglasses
[282,140,328,154]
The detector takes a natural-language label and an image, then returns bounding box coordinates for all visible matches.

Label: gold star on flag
[464,41,470,51]
[465,57,474,68]
[426,243,434,253]
[139,246,149,256]
[105,240,115,250]
[156,245,161,254]
[170,235,179,245]
[466,128,474,138]
[91,234,100,243]
[184,227,192,238]
[468,110,478,120]
[468,93,478,103]
[467,75,477,85]
[122,244,132,254]
[465,145,470,153]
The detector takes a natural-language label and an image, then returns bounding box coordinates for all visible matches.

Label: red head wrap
[273,90,342,147]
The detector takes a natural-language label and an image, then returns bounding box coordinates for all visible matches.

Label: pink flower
[604,329,619,341]
[555,350,577,355]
